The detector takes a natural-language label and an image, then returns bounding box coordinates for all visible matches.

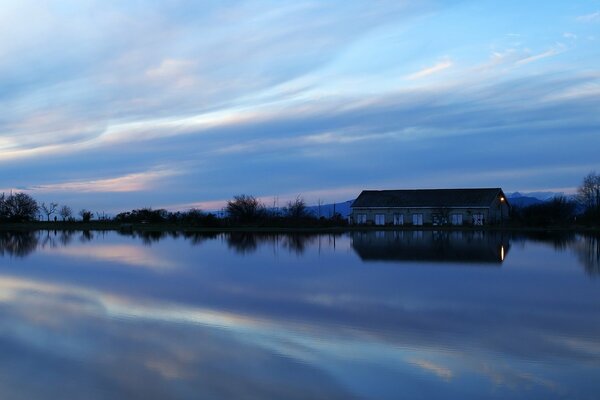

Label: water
[0,230,598,399]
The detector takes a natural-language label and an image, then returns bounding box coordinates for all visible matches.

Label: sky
[1,0,599,213]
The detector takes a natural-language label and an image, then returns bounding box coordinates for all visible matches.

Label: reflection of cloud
[45,245,177,271]
[408,358,453,381]
[0,274,353,399]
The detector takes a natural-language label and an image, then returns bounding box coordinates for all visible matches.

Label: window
[356,214,367,224]
[412,213,423,226]
[375,214,385,225]
[451,214,463,226]
[393,214,404,225]
[472,213,484,226]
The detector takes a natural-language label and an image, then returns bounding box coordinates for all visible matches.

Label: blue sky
[1,0,599,212]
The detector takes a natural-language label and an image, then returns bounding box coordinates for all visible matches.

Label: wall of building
[351,207,494,226]
[487,197,510,223]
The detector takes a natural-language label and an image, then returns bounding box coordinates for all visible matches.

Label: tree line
[0,192,344,227]
[0,192,95,222]
[1,171,599,227]
[511,171,600,227]
[113,195,345,227]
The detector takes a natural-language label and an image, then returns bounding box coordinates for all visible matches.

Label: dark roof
[351,188,506,208]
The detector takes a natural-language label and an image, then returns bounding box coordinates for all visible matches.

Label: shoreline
[0,222,598,234]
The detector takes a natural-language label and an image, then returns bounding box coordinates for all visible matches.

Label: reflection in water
[225,232,339,255]
[0,230,598,399]
[0,230,38,257]
[351,230,510,264]
[573,234,600,276]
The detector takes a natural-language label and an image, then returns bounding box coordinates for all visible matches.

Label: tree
[40,202,58,221]
[226,195,266,223]
[79,209,93,222]
[284,196,310,219]
[578,171,600,214]
[0,193,39,222]
[59,205,72,221]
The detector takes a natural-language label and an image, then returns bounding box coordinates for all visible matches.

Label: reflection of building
[350,188,509,226]
[351,230,510,264]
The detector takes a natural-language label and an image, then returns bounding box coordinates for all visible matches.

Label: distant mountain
[506,192,544,208]
[508,191,564,201]
[306,200,353,218]
[507,191,579,208]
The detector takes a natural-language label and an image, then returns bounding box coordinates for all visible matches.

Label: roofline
[351,206,491,210]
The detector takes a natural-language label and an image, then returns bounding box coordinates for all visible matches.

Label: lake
[0,230,598,399]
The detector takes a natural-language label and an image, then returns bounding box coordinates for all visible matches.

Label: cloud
[576,12,600,23]
[408,359,454,381]
[27,168,181,193]
[515,46,565,65]
[406,59,453,80]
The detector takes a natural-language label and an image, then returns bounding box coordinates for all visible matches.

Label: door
[412,213,423,226]
[356,214,367,224]
[451,214,463,226]
[393,214,404,225]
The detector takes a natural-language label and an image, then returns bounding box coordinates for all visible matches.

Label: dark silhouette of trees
[578,171,600,223]
[226,195,266,224]
[518,196,576,226]
[114,208,168,223]
[284,196,311,219]
[59,205,73,221]
[40,202,58,221]
[79,209,93,222]
[0,192,39,221]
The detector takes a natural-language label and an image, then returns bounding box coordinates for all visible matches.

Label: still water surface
[0,230,598,399]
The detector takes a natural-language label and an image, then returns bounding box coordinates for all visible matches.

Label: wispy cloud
[27,168,181,193]
[576,11,600,23]
[515,45,565,65]
[408,358,454,381]
[406,59,453,80]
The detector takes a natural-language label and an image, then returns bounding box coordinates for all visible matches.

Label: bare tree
[59,205,72,221]
[578,171,600,213]
[40,202,58,221]
[1,193,39,222]
[284,195,310,219]
[226,195,266,223]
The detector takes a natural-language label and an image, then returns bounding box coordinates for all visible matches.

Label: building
[350,188,509,226]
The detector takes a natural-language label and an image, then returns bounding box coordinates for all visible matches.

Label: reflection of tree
[138,231,168,245]
[183,232,220,246]
[282,234,316,255]
[225,233,327,255]
[0,231,39,257]
[573,235,600,277]
[227,233,259,254]
[59,230,76,246]
[80,230,94,242]
[513,231,576,251]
